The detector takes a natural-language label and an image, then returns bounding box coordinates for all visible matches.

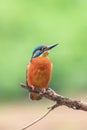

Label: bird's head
[31,43,58,61]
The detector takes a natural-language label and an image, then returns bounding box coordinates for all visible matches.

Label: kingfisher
[26,44,58,100]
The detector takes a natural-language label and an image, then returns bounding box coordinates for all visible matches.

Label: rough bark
[20,83,87,111]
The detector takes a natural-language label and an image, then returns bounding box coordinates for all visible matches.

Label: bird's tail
[29,92,42,100]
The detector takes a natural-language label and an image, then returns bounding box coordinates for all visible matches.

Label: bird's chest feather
[27,57,52,89]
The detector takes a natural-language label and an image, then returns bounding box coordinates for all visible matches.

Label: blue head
[31,43,58,61]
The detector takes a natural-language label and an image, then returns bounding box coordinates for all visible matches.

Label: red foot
[42,88,46,93]
[31,85,35,90]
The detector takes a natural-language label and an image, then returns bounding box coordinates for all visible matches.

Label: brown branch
[20,83,87,130]
[20,83,87,111]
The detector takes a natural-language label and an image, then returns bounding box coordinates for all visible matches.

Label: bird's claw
[42,88,46,93]
[31,85,35,91]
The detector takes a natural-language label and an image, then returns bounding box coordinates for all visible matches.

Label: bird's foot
[42,88,46,93]
[31,85,35,91]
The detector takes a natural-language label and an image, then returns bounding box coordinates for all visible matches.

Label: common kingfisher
[26,44,58,100]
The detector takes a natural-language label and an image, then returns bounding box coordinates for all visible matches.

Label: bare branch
[20,83,87,130]
[20,83,87,111]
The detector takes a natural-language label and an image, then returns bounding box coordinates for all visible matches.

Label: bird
[26,44,58,100]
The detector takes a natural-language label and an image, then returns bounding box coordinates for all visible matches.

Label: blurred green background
[0,0,87,101]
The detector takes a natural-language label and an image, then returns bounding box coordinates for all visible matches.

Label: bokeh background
[0,0,87,130]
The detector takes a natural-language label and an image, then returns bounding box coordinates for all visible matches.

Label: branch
[20,83,87,111]
[20,83,87,130]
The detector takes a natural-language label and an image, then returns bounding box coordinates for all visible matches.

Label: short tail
[29,92,42,100]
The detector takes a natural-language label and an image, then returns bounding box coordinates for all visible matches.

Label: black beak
[45,43,58,51]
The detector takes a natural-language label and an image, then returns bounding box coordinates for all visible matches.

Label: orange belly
[27,56,52,90]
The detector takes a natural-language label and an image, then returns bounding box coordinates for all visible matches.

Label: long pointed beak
[45,43,58,51]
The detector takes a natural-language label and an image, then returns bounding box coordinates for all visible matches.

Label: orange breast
[27,57,52,90]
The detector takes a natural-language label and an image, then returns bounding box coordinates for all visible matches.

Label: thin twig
[20,83,87,130]
[20,105,56,130]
